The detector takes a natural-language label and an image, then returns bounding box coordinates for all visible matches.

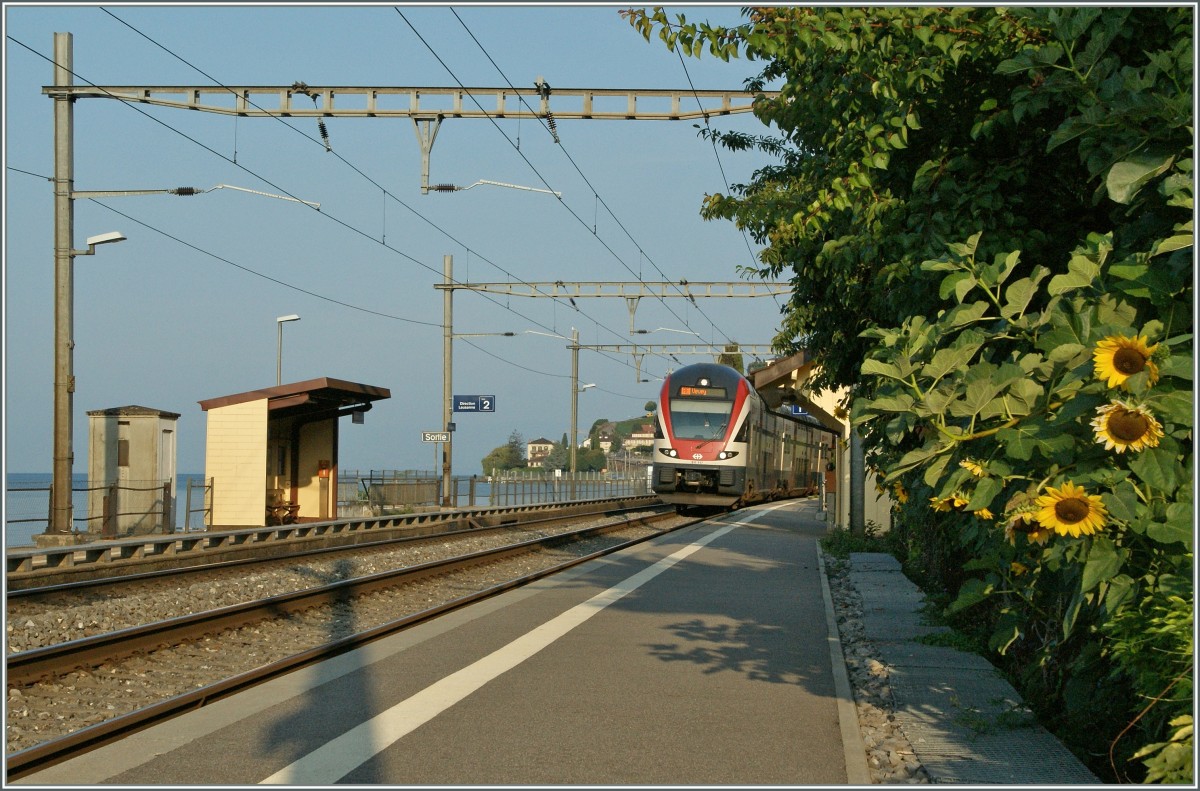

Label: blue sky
[3,3,787,476]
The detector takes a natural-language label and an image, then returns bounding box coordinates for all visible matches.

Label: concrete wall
[204,400,268,527]
[806,387,894,534]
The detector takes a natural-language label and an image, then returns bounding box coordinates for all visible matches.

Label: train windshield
[669,399,733,440]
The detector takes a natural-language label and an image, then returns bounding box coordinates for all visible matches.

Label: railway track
[8,502,676,603]
[6,507,698,780]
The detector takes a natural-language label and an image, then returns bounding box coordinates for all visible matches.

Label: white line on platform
[260,505,789,785]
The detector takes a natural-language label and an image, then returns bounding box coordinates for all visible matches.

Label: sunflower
[975,508,995,520]
[1093,334,1160,390]
[1004,512,1039,545]
[1091,400,1164,453]
[1005,514,1053,546]
[930,492,969,512]
[1010,561,1029,577]
[960,459,987,477]
[1035,482,1108,538]
[893,481,909,504]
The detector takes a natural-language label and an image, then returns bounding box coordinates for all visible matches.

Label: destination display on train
[678,385,727,398]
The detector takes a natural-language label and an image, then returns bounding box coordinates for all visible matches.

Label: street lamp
[570,379,597,499]
[276,314,300,386]
[46,34,319,540]
[49,229,127,538]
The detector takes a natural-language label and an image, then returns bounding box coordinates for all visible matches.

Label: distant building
[526,437,554,468]
[595,422,617,452]
[627,423,655,450]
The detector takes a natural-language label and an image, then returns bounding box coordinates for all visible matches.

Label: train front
[651,363,752,506]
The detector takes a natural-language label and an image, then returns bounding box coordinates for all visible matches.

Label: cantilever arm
[431,179,561,198]
[204,184,321,209]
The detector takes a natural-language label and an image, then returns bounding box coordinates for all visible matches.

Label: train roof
[665,363,749,391]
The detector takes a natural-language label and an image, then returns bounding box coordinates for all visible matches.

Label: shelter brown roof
[198,377,391,416]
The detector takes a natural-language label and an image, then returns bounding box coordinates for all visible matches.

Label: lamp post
[276,314,300,386]
[49,228,127,538]
[568,327,597,500]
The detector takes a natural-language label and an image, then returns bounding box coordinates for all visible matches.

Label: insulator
[172,187,199,196]
[546,112,560,144]
[317,120,331,152]
[431,184,459,192]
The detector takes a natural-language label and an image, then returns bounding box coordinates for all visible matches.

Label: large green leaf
[1005,378,1045,416]
[1001,276,1039,320]
[998,418,1075,462]
[946,577,992,614]
[1107,152,1175,204]
[861,358,904,380]
[1102,481,1142,525]
[893,441,952,476]
[923,347,975,383]
[1101,574,1138,616]
[967,476,1004,511]
[863,392,916,413]
[1048,253,1100,295]
[1146,503,1194,548]
[1081,535,1124,593]
[1129,446,1184,493]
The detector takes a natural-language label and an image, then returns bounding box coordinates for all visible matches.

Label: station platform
[13,499,1099,786]
[15,501,863,786]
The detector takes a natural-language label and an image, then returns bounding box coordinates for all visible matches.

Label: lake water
[5,472,208,548]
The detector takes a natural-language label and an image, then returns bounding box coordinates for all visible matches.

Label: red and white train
[651,362,838,508]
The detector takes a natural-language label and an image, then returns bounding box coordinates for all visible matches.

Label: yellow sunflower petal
[1035,481,1108,538]
[960,459,987,477]
[1093,334,1160,390]
[1091,400,1164,453]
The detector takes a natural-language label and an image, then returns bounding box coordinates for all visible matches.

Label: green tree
[626,6,1192,783]
[543,442,569,471]
[576,448,608,473]
[480,429,527,474]
[716,344,744,374]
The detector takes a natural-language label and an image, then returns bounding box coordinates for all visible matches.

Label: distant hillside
[586,412,655,442]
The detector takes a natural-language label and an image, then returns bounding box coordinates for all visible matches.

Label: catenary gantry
[41,85,776,121]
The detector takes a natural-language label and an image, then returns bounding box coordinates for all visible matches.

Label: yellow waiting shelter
[198,377,391,528]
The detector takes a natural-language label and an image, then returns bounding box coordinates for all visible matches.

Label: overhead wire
[397,8,732,362]
[89,6,657,383]
[445,6,747,344]
[672,35,782,312]
[9,166,593,386]
[7,24,655,390]
[9,166,436,326]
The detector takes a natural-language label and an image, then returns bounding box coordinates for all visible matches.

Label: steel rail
[8,503,673,599]
[6,495,660,586]
[6,511,699,780]
[6,510,677,684]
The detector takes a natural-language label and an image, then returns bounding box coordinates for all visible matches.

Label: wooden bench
[266,501,300,526]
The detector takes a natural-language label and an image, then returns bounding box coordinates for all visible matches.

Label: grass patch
[819,520,897,559]
[914,628,987,655]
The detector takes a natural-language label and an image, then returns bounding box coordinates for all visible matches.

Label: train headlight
[718,451,739,460]
[658,448,679,458]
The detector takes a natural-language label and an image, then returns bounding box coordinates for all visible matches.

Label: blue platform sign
[789,404,809,417]
[453,395,496,413]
